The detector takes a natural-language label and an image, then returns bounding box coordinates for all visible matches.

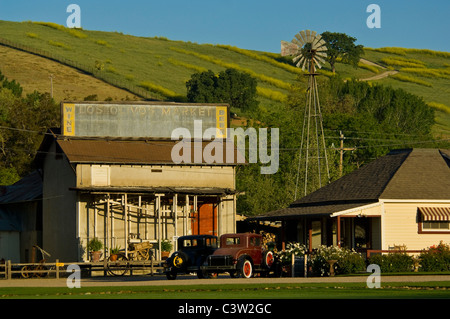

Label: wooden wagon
[107,241,154,276]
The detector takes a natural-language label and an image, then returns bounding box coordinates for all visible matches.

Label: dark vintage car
[164,235,218,280]
[200,233,275,278]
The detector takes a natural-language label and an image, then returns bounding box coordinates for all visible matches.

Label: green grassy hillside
[0,20,449,135]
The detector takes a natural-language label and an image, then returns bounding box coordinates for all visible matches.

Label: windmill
[281,30,330,199]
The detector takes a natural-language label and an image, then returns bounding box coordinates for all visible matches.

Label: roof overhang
[330,202,382,217]
[248,200,378,221]
[70,186,237,196]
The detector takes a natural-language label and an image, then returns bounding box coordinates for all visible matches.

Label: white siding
[383,202,450,250]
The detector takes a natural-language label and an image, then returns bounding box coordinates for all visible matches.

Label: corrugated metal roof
[0,170,42,204]
[57,139,242,165]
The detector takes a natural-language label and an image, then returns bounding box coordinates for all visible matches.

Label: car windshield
[182,239,200,248]
[180,237,218,248]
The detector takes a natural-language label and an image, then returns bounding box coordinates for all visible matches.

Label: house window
[422,221,450,231]
[418,207,450,234]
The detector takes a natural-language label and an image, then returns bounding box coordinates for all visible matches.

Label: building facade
[254,149,450,255]
[34,102,239,262]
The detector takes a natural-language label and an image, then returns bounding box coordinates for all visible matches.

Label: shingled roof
[255,148,450,220]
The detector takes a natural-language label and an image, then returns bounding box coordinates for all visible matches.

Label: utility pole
[338,131,355,176]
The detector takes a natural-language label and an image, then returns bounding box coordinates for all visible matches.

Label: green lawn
[1,282,449,299]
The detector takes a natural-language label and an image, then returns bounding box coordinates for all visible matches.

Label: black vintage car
[164,235,218,280]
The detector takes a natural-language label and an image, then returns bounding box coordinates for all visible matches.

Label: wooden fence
[366,249,423,258]
[0,259,165,280]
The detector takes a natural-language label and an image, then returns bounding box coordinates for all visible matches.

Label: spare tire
[171,251,188,269]
[262,251,275,269]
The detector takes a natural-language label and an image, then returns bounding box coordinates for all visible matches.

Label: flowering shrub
[310,245,366,276]
[276,242,307,263]
[418,241,450,272]
[276,243,365,276]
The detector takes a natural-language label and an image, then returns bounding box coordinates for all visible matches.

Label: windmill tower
[281,30,330,199]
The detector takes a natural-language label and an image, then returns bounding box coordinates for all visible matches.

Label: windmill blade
[292,37,303,48]
[305,30,312,42]
[316,54,327,62]
[314,55,326,65]
[311,35,323,49]
[294,33,306,47]
[295,55,305,67]
[299,30,308,44]
[281,40,299,56]
[313,57,323,69]
[293,54,303,63]
[301,58,309,71]
[315,39,327,51]
[316,51,327,59]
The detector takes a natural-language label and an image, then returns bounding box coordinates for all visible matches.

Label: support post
[105,195,110,262]
[156,195,162,260]
[7,260,12,280]
[304,254,307,278]
[173,194,178,251]
[291,253,295,277]
[217,196,222,238]
[124,194,128,258]
[193,195,198,235]
[337,216,341,248]
[184,195,189,236]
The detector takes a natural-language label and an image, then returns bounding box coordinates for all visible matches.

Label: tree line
[0,71,59,184]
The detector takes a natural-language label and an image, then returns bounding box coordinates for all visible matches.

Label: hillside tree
[186,68,259,111]
[321,32,364,73]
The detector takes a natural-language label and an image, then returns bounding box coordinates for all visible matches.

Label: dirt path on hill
[358,58,399,81]
[361,70,398,81]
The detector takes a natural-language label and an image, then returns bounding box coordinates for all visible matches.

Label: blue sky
[0,0,449,53]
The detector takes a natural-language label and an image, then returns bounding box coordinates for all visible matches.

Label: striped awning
[418,207,450,221]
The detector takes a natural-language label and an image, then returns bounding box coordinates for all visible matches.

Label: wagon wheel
[107,254,129,276]
[21,265,32,278]
[136,248,150,261]
[34,264,49,278]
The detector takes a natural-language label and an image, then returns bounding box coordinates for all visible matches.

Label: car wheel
[262,251,275,269]
[238,258,253,278]
[172,252,187,269]
[166,270,177,280]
